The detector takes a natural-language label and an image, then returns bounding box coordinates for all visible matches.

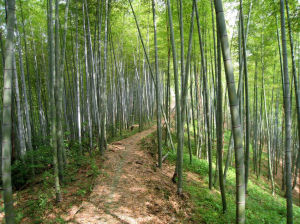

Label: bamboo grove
[0,0,299,223]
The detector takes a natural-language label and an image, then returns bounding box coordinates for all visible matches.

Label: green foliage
[168,150,209,177]
[107,122,153,143]
[15,211,24,223]
[165,147,300,224]
[139,128,300,223]
[87,159,100,177]
[54,217,67,224]
[41,171,54,188]
[108,127,139,143]
[75,188,87,197]
[67,147,89,168]
[11,145,53,189]
[11,141,103,223]
[24,191,52,222]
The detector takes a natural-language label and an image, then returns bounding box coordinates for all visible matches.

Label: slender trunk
[16,29,33,157]
[240,0,250,192]
[55,0,65,183]
[186,107,192,164]
[0,31,4,75]
[75,4,82,154]
[85,0,101,145]
[166,0,181,187]
[82,2,93,154]
[58,0,70,166]
[190,70,197,148]
[224,133,233,180]
[214,0,245,222]
[16,27,35,175]
[100,0,109,154]
[177,0,195,194]
[13,54,26,160]
[253,60,258,174]
[262,68,275,195]
[19,0,34,140]
[29,24,46,142]
[285,0,300,188]
[280,0,293,222]
[165,43,171,146]
[194,0,212,190]
[258,90,264,178]
[152,0,162,168]
[162,109,175,152]
[1,0,16,221]
[216,31,226,213]
[177,1,195,194]
[49,0,61,202]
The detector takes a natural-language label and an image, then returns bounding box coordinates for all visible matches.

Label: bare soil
[62,126,193,224]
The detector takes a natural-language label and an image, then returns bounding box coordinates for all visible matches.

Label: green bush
[11,145,53,189]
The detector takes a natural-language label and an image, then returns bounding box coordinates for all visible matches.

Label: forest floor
[0,124,193,223]
[63,125,193,224]
[274,160,300,206]
[1,124,300,223]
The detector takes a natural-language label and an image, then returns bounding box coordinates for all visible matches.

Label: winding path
[66,126,191,224]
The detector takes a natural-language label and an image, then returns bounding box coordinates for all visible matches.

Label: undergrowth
[1,123,148,223]
[11,149,101,223]
[143,131,300,224]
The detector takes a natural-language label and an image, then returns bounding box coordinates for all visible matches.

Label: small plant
[15,211,24,223]
[11,145,53,189]
[54,217,67,224]
[42,171,54,188]
[38,193,49,210]
[0,204,4,213]
[76,188,87,197]
[87,159,100,177]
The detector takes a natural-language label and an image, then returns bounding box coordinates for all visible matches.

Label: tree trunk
[240,0,250,192]
[177,0,195,194]
[100,0,110,154]
[213,0,245,222]
[49,0,61,202]
[216,30,226,213]
[1,0,16,221]
[75,3,82,154]
[19,0,35,141]
[166,0,181,188]
[16,28,34,163]
[285,0,300,190]
[13,54,26,160]
[152,0,162,168]
[280,0,293,222]
[82,2,93,154]
[194,0,212,190]
[55,0,64,184]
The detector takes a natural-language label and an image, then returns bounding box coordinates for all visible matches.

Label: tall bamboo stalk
[280,0,293,222]
[152,0,162,168]
[214,0,245,222]
[1,0,16,221]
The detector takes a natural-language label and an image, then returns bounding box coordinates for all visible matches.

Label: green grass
[145,130,300,224]
[12,150,101,223]
[107,122,154,143]
[7,122,152,223]
[165,149,300,223]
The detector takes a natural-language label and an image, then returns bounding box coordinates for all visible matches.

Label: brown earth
[61,126,193,224]
[273,160,300,206]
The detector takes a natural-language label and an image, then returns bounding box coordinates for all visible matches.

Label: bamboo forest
[0,0,300,223]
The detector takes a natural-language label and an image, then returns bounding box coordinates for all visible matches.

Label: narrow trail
[64,126,192,224]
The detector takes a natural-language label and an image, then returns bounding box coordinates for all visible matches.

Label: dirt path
[64,126,191,224]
